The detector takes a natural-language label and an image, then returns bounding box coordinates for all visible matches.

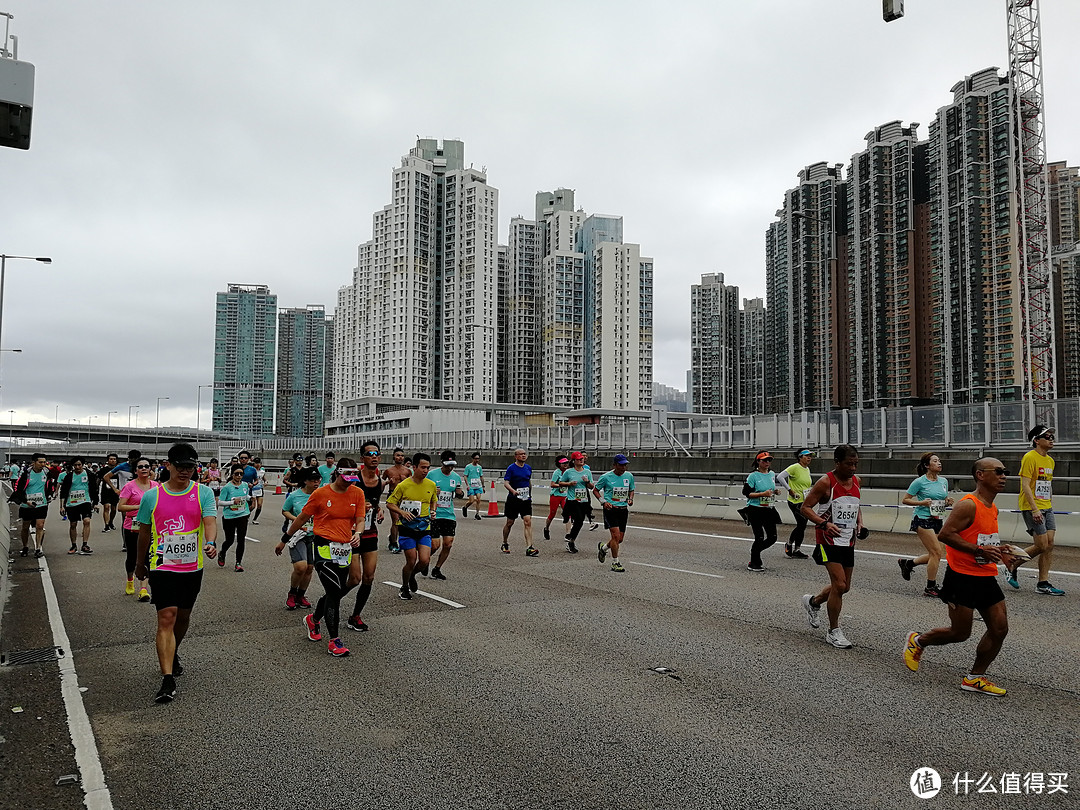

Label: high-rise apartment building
[496,244,509,403]
[927,68,1021,403]
[334,139,498,406]
[1050,161,1080,398]
[591,240,654,410]
[740,298,767,416]
[690,273,740,414]
[276,306,329,437]
[213,284,277,436]
[847,121,933,408]
[505,216,541,404]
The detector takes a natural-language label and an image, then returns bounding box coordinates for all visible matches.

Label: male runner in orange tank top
[903,457,1023,696]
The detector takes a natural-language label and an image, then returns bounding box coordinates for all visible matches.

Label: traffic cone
[275,485,282,495]
[486,480,500,517]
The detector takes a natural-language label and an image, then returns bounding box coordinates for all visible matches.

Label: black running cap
[167,446,199,465]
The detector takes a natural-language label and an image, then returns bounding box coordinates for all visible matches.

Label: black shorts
[602,506,629,532]
[813,543,855,568]
[66,503,94,522]
[354,533,378,554]
[431,518,457,538]
[19,505,48,522]
[909,516,943,533]
[939,568,1005,611]
[505,495,532,520]
[147,569,204,611]
[100,488,120,505]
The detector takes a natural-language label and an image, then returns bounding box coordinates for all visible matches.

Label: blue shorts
[467,487,483,497]
[396,527,432,551]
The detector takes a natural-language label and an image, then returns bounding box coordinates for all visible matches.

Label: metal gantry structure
[886,0,1056,421]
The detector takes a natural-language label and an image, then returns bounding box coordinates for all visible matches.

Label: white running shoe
[801,594,821,629]
[826,627,853,649]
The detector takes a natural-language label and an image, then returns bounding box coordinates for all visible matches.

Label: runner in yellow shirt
[1007,425,1064,595]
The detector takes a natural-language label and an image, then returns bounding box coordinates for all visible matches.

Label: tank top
[356,472,384,537]
[948,493,1000,577]
[813,471,861,547]
[149,482,207,573]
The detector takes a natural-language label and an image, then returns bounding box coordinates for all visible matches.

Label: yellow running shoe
[904,631,923,672]
[125,579,135,595]
[138,588,151,603]
[961,675,1006,696]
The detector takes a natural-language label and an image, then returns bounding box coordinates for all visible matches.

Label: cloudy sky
[3,0,1079,429]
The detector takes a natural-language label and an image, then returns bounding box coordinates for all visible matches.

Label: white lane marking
[247,538,260,543]
[39,556,114,810]
[381,581,465,609]
[637,525,1080,579]
[627,561,724,579]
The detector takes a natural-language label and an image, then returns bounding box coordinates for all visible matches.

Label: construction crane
[885,0,1056,418]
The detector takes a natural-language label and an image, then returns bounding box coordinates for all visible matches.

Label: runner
[346,440,384,631]
[800,444,864,649]
[104,450,143,548]
[501,448,538,556]
[595,454,635,573]
[250,457,266,524]
[284,458,367,656]
[903,457,1020,696]
[386,453,438,600]
[581,452,599,531]
[745,451,780,572]
[1007,425,1065,595]
[543,456,571,541]
[898,452,954,598]
[118,458,158,600]
[217,464,254,571]
[560,452,594,553]
[199,457,222,500]
[775,449,813,558]
[462,451,485,520]
[381,447,411,554]
[427,450,465,581]
[99,452,120,533]
[9,452,54,558]
[318,451,336,486]
[274,466,320,611]
[59,457,98,555]
[134,443,218,703]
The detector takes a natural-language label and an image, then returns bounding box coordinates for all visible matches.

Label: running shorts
[504,494,532,520]
[813,542,854,568]
[938,568,1004,611]
[19,505,48,522]
[288,537,314,565]
[66,503,94,522]
[467,486,483,497]
[100,487,120,505]
[909,516,943,533]
[1022,509,1056,536]
[397,526,432,551]
[602,506,629,532]
[431,518,457,538]
[354,533,378,554]
[148,569,204,610]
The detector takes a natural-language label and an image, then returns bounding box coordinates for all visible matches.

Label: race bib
[613,486,629,503]
[68,489,89,506]
[1034,479,1052,501]
[516,487,531,502]
[833,504,859,528]
[364,508,375,531]
[26,491,44,507]
[401,499,421,516]
[574,487,588,502]
[160,533,199,567]
[329,541,352,567]
[437,490,453,509]
[469,478,481,488]
[975,531,1000,565]
[230,498,244,511]
[929,500,946,518]
[252,486,263,496]
[759,495,772,507]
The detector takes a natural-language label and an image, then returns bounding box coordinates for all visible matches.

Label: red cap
[755,451,774,462]
[570,451,585,461]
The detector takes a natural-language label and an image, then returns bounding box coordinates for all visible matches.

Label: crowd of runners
[3,423,1068,703]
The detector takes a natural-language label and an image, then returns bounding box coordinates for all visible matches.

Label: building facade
[276,306,329,437]
[690,273,740,414]
[739,297,767,416]
[1050,161,1080,398]
[213,284,277,436]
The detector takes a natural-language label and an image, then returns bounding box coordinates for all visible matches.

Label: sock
[288,586,298,596]
[926,579,935,588]
[611,556,619,564]
[296,588,306,598]
[1037,580,1049,587]
[602,542,609,551]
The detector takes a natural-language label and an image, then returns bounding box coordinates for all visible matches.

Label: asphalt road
[2,497,1078,810]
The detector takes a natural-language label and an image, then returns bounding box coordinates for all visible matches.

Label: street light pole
[155,396,169,455]
[196,384,213,433]
[129,404,139,429]
[0,255,52,397]
[87,415,96,445]
[107,410,117,445]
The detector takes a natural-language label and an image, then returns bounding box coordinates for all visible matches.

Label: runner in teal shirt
[595,455,635,573]
[427,451,465,580]
[462,454,484,519]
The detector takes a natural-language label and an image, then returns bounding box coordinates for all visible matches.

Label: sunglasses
[1038,433,1055,441]
[337,467,360,475]
[363,451,380,457]
[136,464,151,470]
[980,467,1010,476]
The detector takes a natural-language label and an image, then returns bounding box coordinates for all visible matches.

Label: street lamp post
[87,415,96,445]
[129,404,139,429]
[155,396,169,455]
[0,255,51,387]
[791,211,836,447]
[196,384,213,433]
[7,408,12,461]
[107,410,117,445]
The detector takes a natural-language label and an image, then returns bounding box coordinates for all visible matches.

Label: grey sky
[3,0,1078,429]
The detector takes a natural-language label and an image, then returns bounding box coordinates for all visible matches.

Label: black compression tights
[313,557,357,639]
[220,516,249,564]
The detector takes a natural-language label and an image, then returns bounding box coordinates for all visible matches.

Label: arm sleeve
[198,485,217,517]
[775,469,790,488]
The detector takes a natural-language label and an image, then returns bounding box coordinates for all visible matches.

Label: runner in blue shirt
[427,450,465,581]
[595,454,635,573]
[502,448,538,556]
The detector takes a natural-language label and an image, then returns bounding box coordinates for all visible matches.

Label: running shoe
[327,638,350,657]
[154,676,177,704]
[898,558,915,581]
[960,675,1006,696]
[746,564,765,572]
[34,549,43,559]
[1004,566,1020,589]
[565,540,577,554]
[81,544,93,555]
[68,545,78,555]
[251,520,259,525]
[923,584,941,598]
[610,562,625,573]
[431,567,446,581]
[234,564,244,572]
[399,588,412,601]
[138,588,151,602]
[304,613,322,642]
[1036,582,1065,596]
[543,527,550,540]
[474,514,481,521]
[347,616,369,632]
[784,544,793,558]
[408,574,418,592]
[172,655,184,677]
[501,542,510,554]
[125,579,135,596]
[285,593,297,610]
[121,543,127,552]
[801,594,820,629]
[217,556,226,568]
[826,628,853,649]
[589,523,599,532]
[19,547,27,557]
[597,542,607,563]
[462,505,468,518]
[903,631,923,672]
[389,542,401,554]
[525,546,539,557]
[791,549,809,559]
[298,595,312,609]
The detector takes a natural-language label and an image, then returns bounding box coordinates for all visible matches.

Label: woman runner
[117,458,158,601]
[899,452,954,598]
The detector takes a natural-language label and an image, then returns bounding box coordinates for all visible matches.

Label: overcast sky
[3,0,1079,429]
